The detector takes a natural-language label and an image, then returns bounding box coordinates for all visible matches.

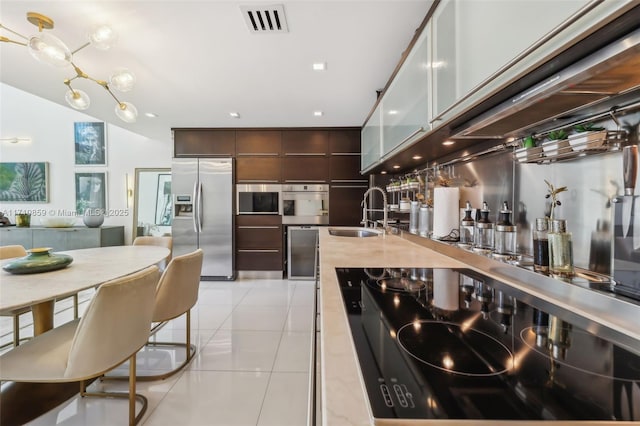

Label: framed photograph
[74,122,106,166]
[154,174,172,225]
[75,172,107,213]
[0,162,49,202]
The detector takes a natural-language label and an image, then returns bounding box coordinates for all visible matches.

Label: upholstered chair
[108,248,203,381]
[132,236,173,271]
[0,265,160,426]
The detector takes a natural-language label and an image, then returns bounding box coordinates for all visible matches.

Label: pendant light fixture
[0,12,138,123]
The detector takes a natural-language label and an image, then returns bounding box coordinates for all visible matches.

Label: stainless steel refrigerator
[172,158,234,280]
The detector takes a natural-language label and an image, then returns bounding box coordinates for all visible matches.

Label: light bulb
[65,89,90,110]
[89,24,118,50]
[110,68,136,92]
[115,101,138,123]
[28,32,72,67]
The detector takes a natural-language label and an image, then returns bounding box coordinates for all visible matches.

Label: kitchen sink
[328,228,381,238]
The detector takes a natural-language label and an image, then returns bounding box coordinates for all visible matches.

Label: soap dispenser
[459,201,475,246]
[494,201,517,256]
[474,201,494,253]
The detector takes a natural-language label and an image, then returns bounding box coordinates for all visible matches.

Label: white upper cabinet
[431,0,630,127]
[381,22,432,158]
[361,101,383,172]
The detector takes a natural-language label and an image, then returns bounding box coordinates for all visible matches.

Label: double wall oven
[336,267,640,422]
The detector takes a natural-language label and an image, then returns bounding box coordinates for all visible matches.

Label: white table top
[0,246,169,314]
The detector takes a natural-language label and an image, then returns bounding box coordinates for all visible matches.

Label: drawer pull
[238,249,279,253]
[237,226,279,229]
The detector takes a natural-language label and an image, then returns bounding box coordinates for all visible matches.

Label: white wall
[0,83,172,243]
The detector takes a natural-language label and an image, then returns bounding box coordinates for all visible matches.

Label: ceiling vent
[241,4,289,34]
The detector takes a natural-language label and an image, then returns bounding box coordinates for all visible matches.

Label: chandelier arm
[0,36,27,46]
[71,41,91,55]
[0,23,29,40]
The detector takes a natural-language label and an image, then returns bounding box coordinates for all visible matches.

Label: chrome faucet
[361,186,388,230]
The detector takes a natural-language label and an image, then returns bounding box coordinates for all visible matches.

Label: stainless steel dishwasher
[287,226,318,280]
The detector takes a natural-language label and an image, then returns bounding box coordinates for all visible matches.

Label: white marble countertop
[318,227,639,426]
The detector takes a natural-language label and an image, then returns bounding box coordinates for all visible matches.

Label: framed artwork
[75,172,107,213]
[74,122,107,166]
[0,162,49,202]
[154,173,172,225]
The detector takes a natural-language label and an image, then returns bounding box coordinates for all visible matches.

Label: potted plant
[541,129,570,157]
[568,122,607,151]
[514,135,542,162]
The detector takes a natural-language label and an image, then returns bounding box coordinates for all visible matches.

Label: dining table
[0,245,170,335]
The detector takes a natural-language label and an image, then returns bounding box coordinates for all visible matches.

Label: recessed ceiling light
[144,112,158,118]
[229,112,240,118]
[312,62,326,71]
[412,155,422,160]
[388,110,398,115]
[442,140,455,146]
[392,165,400,169]
[380,170,387,175]
[314,111,323,117]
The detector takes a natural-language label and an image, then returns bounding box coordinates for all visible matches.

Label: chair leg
[12,314,20,347]
[130,353,136,426]
[73,294,79,319]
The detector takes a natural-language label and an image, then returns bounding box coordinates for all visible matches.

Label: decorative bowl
[40,217,77,228]
[2,247,73,274]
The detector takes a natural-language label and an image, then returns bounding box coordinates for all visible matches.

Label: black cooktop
[336,267,640,421]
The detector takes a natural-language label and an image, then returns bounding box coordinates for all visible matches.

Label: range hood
[453,26,640,140]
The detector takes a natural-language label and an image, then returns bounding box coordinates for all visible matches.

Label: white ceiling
[0,1,433,142]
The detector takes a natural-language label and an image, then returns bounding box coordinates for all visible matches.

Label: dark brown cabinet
[329,129,360,153]
[329,185,368,226]
[282,157,329,183]
[282,130,329,155]
[236,130,282,156]
[173,129,235,157]
[330,155,364,181]
[235,215,283,271]
[236,157,282,183]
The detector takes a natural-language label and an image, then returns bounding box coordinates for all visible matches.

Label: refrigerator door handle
[192,180,199,233]
[197,181,204,232]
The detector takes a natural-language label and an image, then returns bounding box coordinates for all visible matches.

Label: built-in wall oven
[281,184,329,225]
[236,184,282,215]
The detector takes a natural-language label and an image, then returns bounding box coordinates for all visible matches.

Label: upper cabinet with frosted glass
[380,22,432,160]
[431,0,634,128]
[361,101,383,172]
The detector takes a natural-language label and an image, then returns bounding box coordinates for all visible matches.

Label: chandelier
[0,12,138,123]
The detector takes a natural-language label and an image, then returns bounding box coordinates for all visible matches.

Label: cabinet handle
[237,153,280,156]
[237,226,279,229]
[238,249,279,253]
[331,179,368,183]
[284,153,326,156]
[237,179,279,183]
[330,185,368,189]
[284,179,326,183]
[330,152,360,156]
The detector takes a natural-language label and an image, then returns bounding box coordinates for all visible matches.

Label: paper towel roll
[432,269,460,311]
[433,187,460,239]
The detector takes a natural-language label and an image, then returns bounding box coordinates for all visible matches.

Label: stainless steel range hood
[454,27,640,140]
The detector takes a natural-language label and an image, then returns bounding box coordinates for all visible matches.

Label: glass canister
[409,201,420,234]
[474,201,494,252]
[418,204,431,237]
[459,201,474,246]
[548,219,574,278]
[494,201,517,255]
[15,213,31,227]
[532,217,550,273]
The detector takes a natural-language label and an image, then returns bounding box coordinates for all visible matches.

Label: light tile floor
[0,277,316,426]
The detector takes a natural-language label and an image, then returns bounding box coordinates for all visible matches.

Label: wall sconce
[0,137,31,144]
[0,12,138,123]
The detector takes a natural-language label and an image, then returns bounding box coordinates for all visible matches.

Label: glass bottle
[532,217,550,273]
[459,201,475,246]
[494,201,517,255]
[548,219,574,278]
[474,201,494,252]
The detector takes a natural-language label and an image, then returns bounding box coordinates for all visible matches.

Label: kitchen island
[318,226,640,425]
